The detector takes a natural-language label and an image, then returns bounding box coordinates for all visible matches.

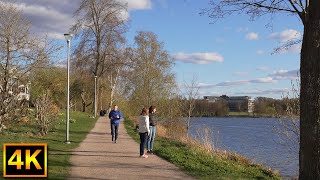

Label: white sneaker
[139,154,148,158]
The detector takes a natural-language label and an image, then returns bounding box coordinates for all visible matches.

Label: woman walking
[147,105,157,154]
[138,107,150,158]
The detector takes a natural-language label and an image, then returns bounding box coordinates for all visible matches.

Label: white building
[204,95,254,113]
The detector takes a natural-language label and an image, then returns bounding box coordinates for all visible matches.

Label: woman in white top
[138,107,150,158]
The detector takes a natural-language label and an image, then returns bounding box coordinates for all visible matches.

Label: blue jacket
[109,110,123,124]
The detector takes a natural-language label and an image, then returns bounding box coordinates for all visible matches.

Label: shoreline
[124,118,281,179]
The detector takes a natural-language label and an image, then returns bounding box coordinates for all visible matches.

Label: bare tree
[71,0,128,114]
[183,75,199,131]
[0,2,57,131]
[106,47,129,111]
[125,31,175,111]
[275,79,300,157]
[35,94,59,136]
[202,0,319,178]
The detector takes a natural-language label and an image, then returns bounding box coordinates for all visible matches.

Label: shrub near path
[0,111,98,180]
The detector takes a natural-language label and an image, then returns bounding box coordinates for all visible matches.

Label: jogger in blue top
[108,105,123,143]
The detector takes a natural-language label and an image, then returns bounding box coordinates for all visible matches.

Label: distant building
[203,96,220,103]
[204,95,254,112]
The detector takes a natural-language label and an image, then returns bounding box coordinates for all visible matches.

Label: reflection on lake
[188,117,299,178]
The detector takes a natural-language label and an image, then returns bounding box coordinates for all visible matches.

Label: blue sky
[10,0,302,99]
[127,0,302,99]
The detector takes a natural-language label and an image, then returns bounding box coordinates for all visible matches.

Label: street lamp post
[94,75,97,118]
[64,33,73,144]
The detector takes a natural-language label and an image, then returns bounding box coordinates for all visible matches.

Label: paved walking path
[68,117,194,180]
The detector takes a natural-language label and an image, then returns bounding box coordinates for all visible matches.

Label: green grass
[124,118,281,180]
[0,111,98,180]
[227,112,277,118]
[228,112,255,117]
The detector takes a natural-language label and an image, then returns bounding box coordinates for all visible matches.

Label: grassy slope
[0,111,98,180]
[124,119,281,180]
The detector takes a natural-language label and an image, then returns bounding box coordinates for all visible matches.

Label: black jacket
[149,113,157,126]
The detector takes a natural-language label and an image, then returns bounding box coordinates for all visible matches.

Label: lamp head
[64,33,73,41]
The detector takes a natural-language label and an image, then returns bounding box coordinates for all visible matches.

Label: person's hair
[141,107,149,116]
[149,105,156,114]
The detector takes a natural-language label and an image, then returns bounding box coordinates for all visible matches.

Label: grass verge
[0,111,98,180]
[124,118,281,180]
[227,112,255,117]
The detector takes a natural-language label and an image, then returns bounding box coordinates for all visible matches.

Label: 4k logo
[3,143,47,177]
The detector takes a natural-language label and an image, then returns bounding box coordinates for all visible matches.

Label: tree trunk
[81,91,86,112]
[299,2,320,178]
[82,101,86,112]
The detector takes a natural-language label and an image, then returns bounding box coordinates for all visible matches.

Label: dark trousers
[139,132,148,156]
[111,123,119,141]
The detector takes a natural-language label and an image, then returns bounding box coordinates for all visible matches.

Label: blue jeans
[139,132,148,155]
[111,123,119,141]
[147,126,156,150]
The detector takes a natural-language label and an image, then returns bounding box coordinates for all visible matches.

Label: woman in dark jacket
[147,105,157,154]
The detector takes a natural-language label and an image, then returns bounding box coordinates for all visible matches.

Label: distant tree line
[254,97,299,117]
[179,99,228,117]
[182,97,299,117]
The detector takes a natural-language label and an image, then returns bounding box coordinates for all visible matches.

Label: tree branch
[288,0,304,22]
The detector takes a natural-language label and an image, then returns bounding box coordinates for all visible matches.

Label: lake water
[188,117,299,178]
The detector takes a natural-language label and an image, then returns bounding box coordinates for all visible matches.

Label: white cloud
[173,52,224,64]
[269,69,299,80]
[46,32,66,40]
[288,44,302,53]
[196,69,300,91]
[256,50,265,55]
[198,90,229,97]
[215,37,225,43]
[275,43,301,54]
[216,77,277,86]
[270,29,302,54]
[236,27,249,32]
[193,71,297,96]
[9,0,152,40]
[256,67,270,71]
[216,80,250,87]
[250,77,276,83]
[197,83,214,88]
[118,0,151,10]
[216,77,276,87]
[14,3,75,40]
[233,72,248,76]
[246,32,259,40]
[54,60,66,68]
[11,1,79,38]
[270,29,301,42]
[197,76,277,89]
[198,88,290,97]
[234,88,289,95]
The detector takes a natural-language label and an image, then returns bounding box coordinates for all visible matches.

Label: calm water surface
[188,117,298,178]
